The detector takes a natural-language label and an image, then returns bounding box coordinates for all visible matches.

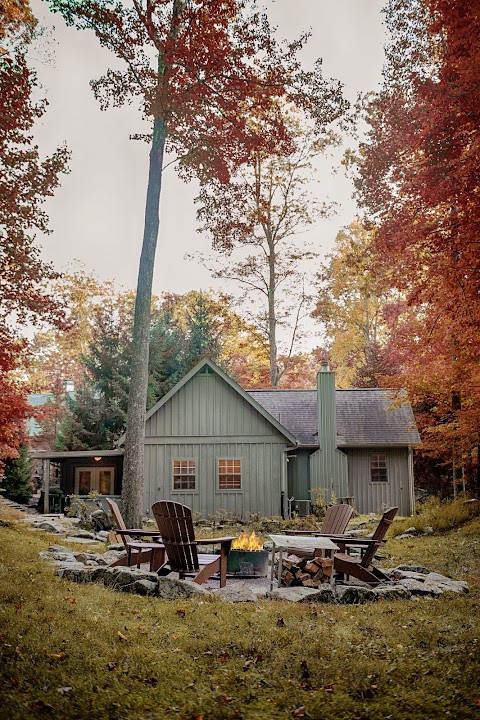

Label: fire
[232,530,263,551]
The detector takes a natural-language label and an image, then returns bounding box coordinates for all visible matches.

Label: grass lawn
[0,509,479,720]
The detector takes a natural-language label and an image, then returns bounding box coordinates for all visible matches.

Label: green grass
[389,496,480,536]
[0,514,479,720]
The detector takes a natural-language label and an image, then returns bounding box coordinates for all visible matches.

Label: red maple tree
[357,0,480,491]
[0,7,69,462]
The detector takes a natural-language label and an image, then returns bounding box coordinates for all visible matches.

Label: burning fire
[232,530,263,551]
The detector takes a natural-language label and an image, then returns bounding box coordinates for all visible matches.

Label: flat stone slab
[268,586,336,603]
[214,581,269,602]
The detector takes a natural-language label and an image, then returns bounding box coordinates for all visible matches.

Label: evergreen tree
[1,445,32,503]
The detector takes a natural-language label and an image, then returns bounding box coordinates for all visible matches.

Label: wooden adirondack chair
[286,503,354,536]
[151,501,234,588]
[333,506,399,585]
[106,498,166,572]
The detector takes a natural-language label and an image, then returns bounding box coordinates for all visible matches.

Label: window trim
[369,452,388,483]
[172,458,197,493]
[217,458,242,492]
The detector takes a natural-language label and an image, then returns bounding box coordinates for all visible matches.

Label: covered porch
[30,449,124,513]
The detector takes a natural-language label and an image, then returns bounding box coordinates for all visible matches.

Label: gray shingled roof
[248,389,420,447]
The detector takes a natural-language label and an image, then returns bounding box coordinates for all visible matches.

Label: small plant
[66,491,102,530]
[309,488,337,519]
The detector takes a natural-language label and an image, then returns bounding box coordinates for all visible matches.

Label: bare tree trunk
[122,116,166,528]
[267,239,278,387]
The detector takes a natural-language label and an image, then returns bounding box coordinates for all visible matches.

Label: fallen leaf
[292,706,307,717]
[117,631,128,642]
[14,604,22,611]
[30,700,55,713]
[50,652,66,659]
[176,608,187,618]
[277,617,286,627]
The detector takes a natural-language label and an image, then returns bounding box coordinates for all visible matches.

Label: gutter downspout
[281,445,297,519]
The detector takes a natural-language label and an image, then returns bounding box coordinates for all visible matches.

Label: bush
[1,445,32,503]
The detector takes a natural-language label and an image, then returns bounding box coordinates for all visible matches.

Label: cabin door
[74,467,115,495]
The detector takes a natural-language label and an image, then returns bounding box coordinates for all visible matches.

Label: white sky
[29,0,386,334]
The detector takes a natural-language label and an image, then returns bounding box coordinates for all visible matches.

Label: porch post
[43,458,50,514]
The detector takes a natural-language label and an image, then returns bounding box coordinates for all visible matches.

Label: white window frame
[370,453,388,483]
[172,458,197,493]
[217,458,242,491]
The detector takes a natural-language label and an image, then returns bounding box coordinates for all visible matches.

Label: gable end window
[218,459,241,490]
[370,453,388,483]
[173,459,196,491]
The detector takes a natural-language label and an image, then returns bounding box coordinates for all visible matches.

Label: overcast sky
[29,0,386,309]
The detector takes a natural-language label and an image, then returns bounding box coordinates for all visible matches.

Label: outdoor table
[267,534,339,591]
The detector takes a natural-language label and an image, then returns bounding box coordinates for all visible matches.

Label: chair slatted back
[106,498,130,546]
[152,501,200,573]
[360,506,399,568]
[321,504,354,535]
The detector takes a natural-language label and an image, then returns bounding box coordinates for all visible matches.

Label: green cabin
[128,358,420,518]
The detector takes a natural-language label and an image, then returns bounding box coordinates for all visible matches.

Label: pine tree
[1,445,32,503]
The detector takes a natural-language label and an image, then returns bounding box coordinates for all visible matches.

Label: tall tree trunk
[122,116,166,528]
[267,238,278,387]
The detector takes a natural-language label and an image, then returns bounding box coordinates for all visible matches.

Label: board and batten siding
[346,447,414,516]
[143,369,290,519]
[309,447,349,503]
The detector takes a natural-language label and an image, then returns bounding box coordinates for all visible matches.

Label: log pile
[279,553,334,587]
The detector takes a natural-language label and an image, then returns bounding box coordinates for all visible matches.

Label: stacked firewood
[278,553,334,587]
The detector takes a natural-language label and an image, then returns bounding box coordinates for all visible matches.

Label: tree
[0,2,69,463]
[50,0,345,525]
[1,444,32,503]
[312,220,397,387]
[355,0,480,492]
[196,116,341,386]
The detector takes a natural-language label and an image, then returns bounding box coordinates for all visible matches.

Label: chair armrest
[198,536,235,545]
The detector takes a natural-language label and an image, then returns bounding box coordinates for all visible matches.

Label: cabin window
[370,453,388,482]
[173,459,196,491]
[218,459,242,490]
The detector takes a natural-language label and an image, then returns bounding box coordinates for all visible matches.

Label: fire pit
[218,531,269,577]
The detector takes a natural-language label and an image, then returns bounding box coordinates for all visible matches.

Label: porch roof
[30,449,124,460]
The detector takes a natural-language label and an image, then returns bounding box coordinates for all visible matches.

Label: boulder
[396,578,443,596]
[155,577,212,600]
[67,529,97,539]
[424,572,469,594]
[374,585,412,601]
[35,521,67,534]
[56,565,95,582]
[267,587,330,603]
[39,547,77,563]
[336,585,377,604]
[102,567,158,590]
[214,581,268,603]
[393,564,429,574]
[130,579,158,596]
[391,570,432,582]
